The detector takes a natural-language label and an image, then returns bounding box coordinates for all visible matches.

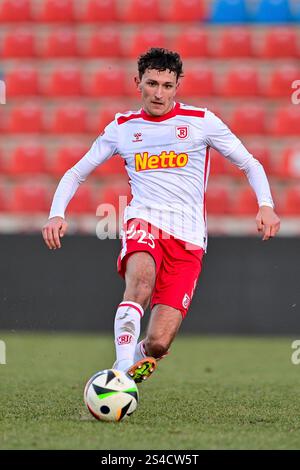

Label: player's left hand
[256,206,280,241]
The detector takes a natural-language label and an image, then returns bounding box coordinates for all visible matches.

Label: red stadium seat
[177,67,214,97]
[0,0,32,21]
[259,28,299,58]
[68,185,95,214]
[276,146,300,179]
[205,184,230,214]
[42,29,79,58]
[266,65,300,98]
[91,105,125,133]
[170,28,209,58]
[8,103,44,133]
[88,67,126,97]
[120,0,161,22]
[223,158,244,179]
[270,106,300,136]
[0,150,6,175]
[230,104,266,135]
[230,186,258,215]
[5,67,39,97]
[246,142,272,174]
[10,182,50,213]
[0,185,8,212]
[162,0,206,21]
[125,29,166,58]
[51,105,88,134]
[80,0,118,22]
[94,154,127,177]
[8,144,47,175]
[49,143,89,176]
[0,150,4,173]
[1,29,36,58]
[84,29,121,57]
[37,0,76,22]
[45,66,83,96]
[214,28,254,58]
[220,66,261,97]
[281,186,300,215]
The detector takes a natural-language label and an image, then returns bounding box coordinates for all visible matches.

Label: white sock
[133,340,147,363]
[113,301,144,372]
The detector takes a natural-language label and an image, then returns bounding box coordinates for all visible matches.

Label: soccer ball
[84,369,139,422]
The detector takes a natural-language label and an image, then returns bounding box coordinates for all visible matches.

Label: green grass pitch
[0,332,300,450]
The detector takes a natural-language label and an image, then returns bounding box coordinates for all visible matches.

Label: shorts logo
[176,126,189,140]
[182,293,191,309]
[117,334,133,345]
[135,150,188,171]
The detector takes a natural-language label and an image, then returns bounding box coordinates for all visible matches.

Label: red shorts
[117,218,204,318]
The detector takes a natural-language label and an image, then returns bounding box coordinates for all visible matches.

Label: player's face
[135,68,179,117]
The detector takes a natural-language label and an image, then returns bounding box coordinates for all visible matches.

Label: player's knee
[145,338,168,359]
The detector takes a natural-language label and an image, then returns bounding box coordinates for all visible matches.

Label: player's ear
[134,76,141,92]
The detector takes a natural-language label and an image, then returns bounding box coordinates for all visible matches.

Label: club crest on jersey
[135,150,188,171]
[176,126,189,140]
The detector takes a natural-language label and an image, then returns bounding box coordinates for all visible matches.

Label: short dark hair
[137,48,183,81]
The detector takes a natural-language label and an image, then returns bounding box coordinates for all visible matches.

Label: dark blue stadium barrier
[0,235,299,334]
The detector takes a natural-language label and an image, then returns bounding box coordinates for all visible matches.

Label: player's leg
[134,238,204,363]
[145,304,182,357]
[123,251,156,309]
[114,251,157,374]
[127,304,181,382]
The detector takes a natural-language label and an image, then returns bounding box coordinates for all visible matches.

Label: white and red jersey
[49,102,274,249]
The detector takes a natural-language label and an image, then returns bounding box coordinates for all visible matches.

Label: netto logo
[135,150,188,171]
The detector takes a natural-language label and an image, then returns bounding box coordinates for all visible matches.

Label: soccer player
[42,48,280,383]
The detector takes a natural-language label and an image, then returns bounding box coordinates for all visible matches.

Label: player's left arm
[226,144,281,240]
[255,205,280,241]
[203,110,280,240]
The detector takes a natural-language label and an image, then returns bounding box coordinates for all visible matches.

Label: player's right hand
[42,216,68,250]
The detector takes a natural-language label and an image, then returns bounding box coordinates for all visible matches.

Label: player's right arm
[42,121,118,249]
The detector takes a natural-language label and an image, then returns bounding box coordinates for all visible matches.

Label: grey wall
[0,235,299,334]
